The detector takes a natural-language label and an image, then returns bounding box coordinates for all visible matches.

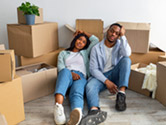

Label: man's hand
[104,79,118,94]
[120,26,125,37]
[71,72,81,80]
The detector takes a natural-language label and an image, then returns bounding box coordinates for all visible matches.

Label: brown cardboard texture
[0,44,5,50]
[129,63,151,97]
[0,113,7,125]
[18,48,64,67]
[156,62,166,106]
[16,63,57,103]
[7,22,59,58]
[158,55,166,62]
[17,8,43,24]
[0,50,15,82]
[130,48,165,64]
[66,19,104,41]
[0,76,25,125]
[118,22,150,53]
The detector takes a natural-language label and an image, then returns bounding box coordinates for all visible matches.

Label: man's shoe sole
[80,111,107,125]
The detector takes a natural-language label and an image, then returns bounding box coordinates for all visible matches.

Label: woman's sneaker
[54,103,66,124]
[67,108,82,125]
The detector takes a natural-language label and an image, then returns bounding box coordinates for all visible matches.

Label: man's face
[106,25,121,43]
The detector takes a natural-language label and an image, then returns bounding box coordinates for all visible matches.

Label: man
[80,23,131,125]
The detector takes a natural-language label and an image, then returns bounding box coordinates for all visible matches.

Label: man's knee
[121,56,131,66]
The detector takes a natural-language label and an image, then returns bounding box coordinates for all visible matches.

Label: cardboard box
[17,8,43,24]
[0,50,15,82]
[118,22,150,53]
[66,19,104,41]
[16,63,57,103]
[130,48,165,64]
[0,44,5,50]
[0,113,7,125]
[0,76,25,125]
[129,63,151,97]
[18,48,65,67]
[158,55,166,62]
[156,62,166,106]
[7,22,59,58]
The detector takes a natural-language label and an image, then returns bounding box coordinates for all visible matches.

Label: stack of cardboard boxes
[6,8,62,104]
[0,45,25,125]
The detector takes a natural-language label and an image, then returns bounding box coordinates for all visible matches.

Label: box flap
[0,50,15,81]
[65,24,76,32]
[76,19,103,33]
[0,44,5,50]
[118,22,150,30]
[158,61,166,66]
[131,63,147,70]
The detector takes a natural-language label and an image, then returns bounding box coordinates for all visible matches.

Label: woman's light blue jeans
[86,57,131,109]
[54,68,87,110]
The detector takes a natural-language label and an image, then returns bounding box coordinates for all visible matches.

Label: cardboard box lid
[0,44,5,50]
[118,22,150,30]
[0,50,15,81]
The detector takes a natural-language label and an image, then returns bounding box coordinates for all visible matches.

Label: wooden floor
[18,90,166,125]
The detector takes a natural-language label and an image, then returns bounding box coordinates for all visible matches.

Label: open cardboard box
[0,50,15,82]
[17,8,43,24]
[129,63,151,97]
[7,22,59,58]
[66,19,104,41]
[16,63,57,103]
[156,62,166,106]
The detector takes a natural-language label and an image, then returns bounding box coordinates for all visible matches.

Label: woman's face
[74,36,87,50]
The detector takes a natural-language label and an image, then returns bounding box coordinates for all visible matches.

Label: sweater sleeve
[86,35,99,55]
[57,51,66,72]
[119,36,131,56]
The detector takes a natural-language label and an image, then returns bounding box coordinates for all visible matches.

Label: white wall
[0,0,166,51]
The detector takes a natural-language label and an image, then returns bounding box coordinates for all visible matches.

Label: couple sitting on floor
[54,23,131,125]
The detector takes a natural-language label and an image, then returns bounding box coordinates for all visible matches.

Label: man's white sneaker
[54,103,66,125]
[67,108,82,125]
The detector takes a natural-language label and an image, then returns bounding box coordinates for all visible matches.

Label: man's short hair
[109,23,122,29]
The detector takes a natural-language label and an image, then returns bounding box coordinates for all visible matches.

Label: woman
[54,30,99,125]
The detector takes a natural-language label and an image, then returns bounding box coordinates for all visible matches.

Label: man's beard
[107,36,115,43]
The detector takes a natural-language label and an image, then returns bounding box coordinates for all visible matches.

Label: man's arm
[119,27,131,56]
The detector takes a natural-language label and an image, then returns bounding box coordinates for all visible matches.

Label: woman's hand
[74,30,84,37]
[74,30,92,38]
[71,72,81,80]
